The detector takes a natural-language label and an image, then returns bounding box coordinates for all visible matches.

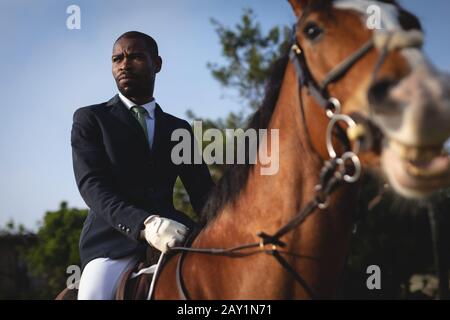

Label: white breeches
[77,254,139,300]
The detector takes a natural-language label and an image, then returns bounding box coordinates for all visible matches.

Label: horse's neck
[193,62,357,299]
[201,63,321,236]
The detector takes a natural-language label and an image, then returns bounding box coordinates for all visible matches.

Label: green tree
[0,219,28,236]
[0,220,35,299]
[207,8,291,114]
[26,202,87,298]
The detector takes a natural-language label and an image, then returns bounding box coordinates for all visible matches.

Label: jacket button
[118,223,123,228]
[126,228,131,233]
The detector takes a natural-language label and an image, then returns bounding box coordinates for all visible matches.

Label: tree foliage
[25,202,87,298]
[0,219,28,236]
[207,8,291,112]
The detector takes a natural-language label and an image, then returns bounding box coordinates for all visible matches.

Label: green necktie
[131,106,149,142]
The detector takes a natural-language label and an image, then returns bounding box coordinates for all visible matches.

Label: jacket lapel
[107,95,151,152]
[151,103,167,156]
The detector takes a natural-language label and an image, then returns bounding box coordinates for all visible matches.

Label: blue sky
[0,0,449,230]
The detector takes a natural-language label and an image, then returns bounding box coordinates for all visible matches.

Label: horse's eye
[303,22,323,41]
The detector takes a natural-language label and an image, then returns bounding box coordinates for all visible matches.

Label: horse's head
[288,0,450,199]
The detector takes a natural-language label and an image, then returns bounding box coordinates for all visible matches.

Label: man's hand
[141,215,189,253]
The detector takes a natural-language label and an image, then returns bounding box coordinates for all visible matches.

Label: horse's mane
[200,53,290,225]
[199,0,420,226]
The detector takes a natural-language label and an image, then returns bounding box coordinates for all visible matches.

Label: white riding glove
[141,215,189,253]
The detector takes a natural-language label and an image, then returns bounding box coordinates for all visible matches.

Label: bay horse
[152,0,450,299]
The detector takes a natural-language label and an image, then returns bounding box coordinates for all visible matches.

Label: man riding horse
[70,31,214,299]
[63,0,450,300]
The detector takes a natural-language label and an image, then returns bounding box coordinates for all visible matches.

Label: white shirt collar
[118,92,156,119]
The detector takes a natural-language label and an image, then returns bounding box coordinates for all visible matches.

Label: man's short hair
[115,31,159,60]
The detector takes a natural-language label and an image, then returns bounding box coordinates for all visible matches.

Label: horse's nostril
[368,79,397,107]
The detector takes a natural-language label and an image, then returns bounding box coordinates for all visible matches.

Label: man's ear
[154,56,162,73]
[288,0,309,17]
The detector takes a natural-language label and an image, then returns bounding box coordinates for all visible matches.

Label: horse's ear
[288,0,308,17]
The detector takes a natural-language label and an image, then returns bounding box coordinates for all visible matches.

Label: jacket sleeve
[178,121,215,215]
[71,107,150,241]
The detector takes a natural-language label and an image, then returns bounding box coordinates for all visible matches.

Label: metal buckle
[314,185,329,210]
[338,152,362,183]
[291,43,302,55]
[326,113,360,159]
[326,97,341,118]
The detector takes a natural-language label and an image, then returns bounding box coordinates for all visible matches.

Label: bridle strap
[173,159,346,300]
[270,249,316,298]
[176,245,191,300]
[173,198,321,300]
[320,39,374,91]
[289,43,330,110]
[289,36,375,113]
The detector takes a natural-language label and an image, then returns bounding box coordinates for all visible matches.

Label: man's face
[112,37,161,98]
